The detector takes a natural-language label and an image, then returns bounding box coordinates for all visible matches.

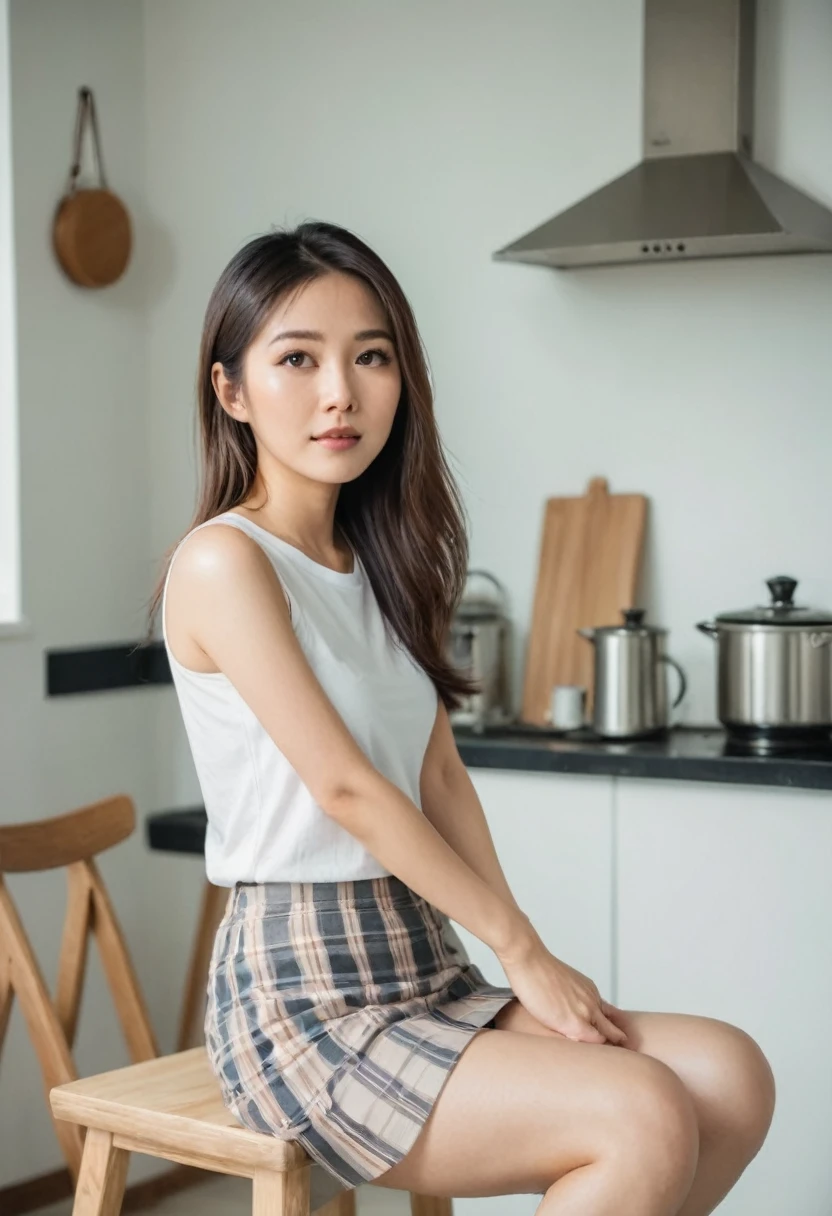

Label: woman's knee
[699,1021,776,1157]
[609,1054,700,1195]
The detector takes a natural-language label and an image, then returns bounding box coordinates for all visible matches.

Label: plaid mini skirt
[204,874,516,1189]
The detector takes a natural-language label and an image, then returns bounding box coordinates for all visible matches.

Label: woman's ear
[212,362,248,422]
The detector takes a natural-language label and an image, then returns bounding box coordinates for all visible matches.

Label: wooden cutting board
[521,477,648,725]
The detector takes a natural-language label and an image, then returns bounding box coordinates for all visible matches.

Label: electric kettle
[447,570,514,733]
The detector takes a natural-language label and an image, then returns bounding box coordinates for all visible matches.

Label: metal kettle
[578,608,687,739]
[447,570,513,733]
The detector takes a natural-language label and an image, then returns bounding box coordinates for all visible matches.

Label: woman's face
[216,271,402,485]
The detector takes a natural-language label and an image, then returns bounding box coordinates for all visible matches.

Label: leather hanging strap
[65,86,108,195]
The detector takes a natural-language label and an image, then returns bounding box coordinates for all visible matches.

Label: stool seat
[49,1046,361,1213]
[50,1046,306,1176]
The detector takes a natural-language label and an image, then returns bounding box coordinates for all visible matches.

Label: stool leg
[253,1163,311,1215]
[410,1196,453,1216]
[72,1128,129,1216]
[318,1192,356,1215]
[176,880,230,1051]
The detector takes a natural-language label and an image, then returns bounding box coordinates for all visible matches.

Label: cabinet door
[449,770,614,1216]
[617,778,832,1216]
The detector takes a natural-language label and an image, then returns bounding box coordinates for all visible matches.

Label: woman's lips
[314,436,360,450]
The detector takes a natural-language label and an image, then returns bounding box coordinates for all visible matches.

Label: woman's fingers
[597,1001,630,1045]
[568,1020,608,1045]
[564,1009,628,1046]
[596,1009,628,1044]
[600,999,627,1023]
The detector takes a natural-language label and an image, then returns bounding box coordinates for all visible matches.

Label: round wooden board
[53,188,132,288]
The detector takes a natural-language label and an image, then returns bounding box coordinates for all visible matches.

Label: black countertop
[452,723,832,790]
[146,725,832,857]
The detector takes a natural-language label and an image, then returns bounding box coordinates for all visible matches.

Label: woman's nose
[318,361,356,408]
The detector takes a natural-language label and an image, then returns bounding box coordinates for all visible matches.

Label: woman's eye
[357,348,393,366]
[280,351,311,368]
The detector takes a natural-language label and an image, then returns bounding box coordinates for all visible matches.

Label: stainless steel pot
[697,576,832,750]
[579,608,687,739]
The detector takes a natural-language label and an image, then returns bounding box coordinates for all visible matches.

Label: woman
[150,221,775,1213]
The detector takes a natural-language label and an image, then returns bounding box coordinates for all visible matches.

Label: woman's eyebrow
[268,328,394,345]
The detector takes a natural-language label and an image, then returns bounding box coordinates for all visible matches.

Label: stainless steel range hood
[493,0,832,269]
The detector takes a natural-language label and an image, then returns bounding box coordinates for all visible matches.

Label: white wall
[0,0,161,1190]
[0,1,21,626]
[143,0,832,737]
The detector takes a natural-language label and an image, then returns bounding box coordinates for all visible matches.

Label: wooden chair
[0,794,452,1216]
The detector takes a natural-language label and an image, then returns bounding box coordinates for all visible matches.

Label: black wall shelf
[46,640,172,696]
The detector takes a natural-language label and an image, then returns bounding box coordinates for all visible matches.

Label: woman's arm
[168,524,534,961]
[419,700,521,912]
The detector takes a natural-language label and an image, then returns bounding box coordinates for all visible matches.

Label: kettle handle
[659,655,688,709]
[464,569,508,610]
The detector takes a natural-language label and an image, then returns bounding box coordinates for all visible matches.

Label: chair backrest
[0,794,159,1179]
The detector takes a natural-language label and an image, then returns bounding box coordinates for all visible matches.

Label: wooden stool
[50,1045,450,1215]
[0,793,451,1215]
[50,1047,353,1215]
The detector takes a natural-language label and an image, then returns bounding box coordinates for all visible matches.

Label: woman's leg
[370,1026,700,1215]
[494,1000,776,1216]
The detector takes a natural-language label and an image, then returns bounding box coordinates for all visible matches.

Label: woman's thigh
[498,1000,776,1152]
[369,1025,699,1199]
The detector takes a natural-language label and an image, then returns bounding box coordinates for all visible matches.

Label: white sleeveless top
[161,512,439,886]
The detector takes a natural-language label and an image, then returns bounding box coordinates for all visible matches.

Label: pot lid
[715,577,832,626]
[591,608,668,636]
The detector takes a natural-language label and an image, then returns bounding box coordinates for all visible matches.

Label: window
[0,0,22,630]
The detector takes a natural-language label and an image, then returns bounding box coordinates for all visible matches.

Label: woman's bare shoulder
[165,522,287,672]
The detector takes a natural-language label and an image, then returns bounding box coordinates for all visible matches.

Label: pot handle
[660,655,688,709]
[696,620,718,639]
[810,631,832,649]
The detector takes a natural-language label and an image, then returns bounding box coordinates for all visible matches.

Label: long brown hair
[146,220,479,709]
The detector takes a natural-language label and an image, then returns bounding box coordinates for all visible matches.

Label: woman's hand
[497,922,628,1046]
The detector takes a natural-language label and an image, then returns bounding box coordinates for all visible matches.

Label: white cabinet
[616,779,832,1216]
[449,770,614,1216]
[445,770,832,1214]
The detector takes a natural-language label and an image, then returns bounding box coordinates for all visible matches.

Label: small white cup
[550,685,587,730]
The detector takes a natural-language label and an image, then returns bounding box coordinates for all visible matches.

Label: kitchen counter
[452,723,832,791]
